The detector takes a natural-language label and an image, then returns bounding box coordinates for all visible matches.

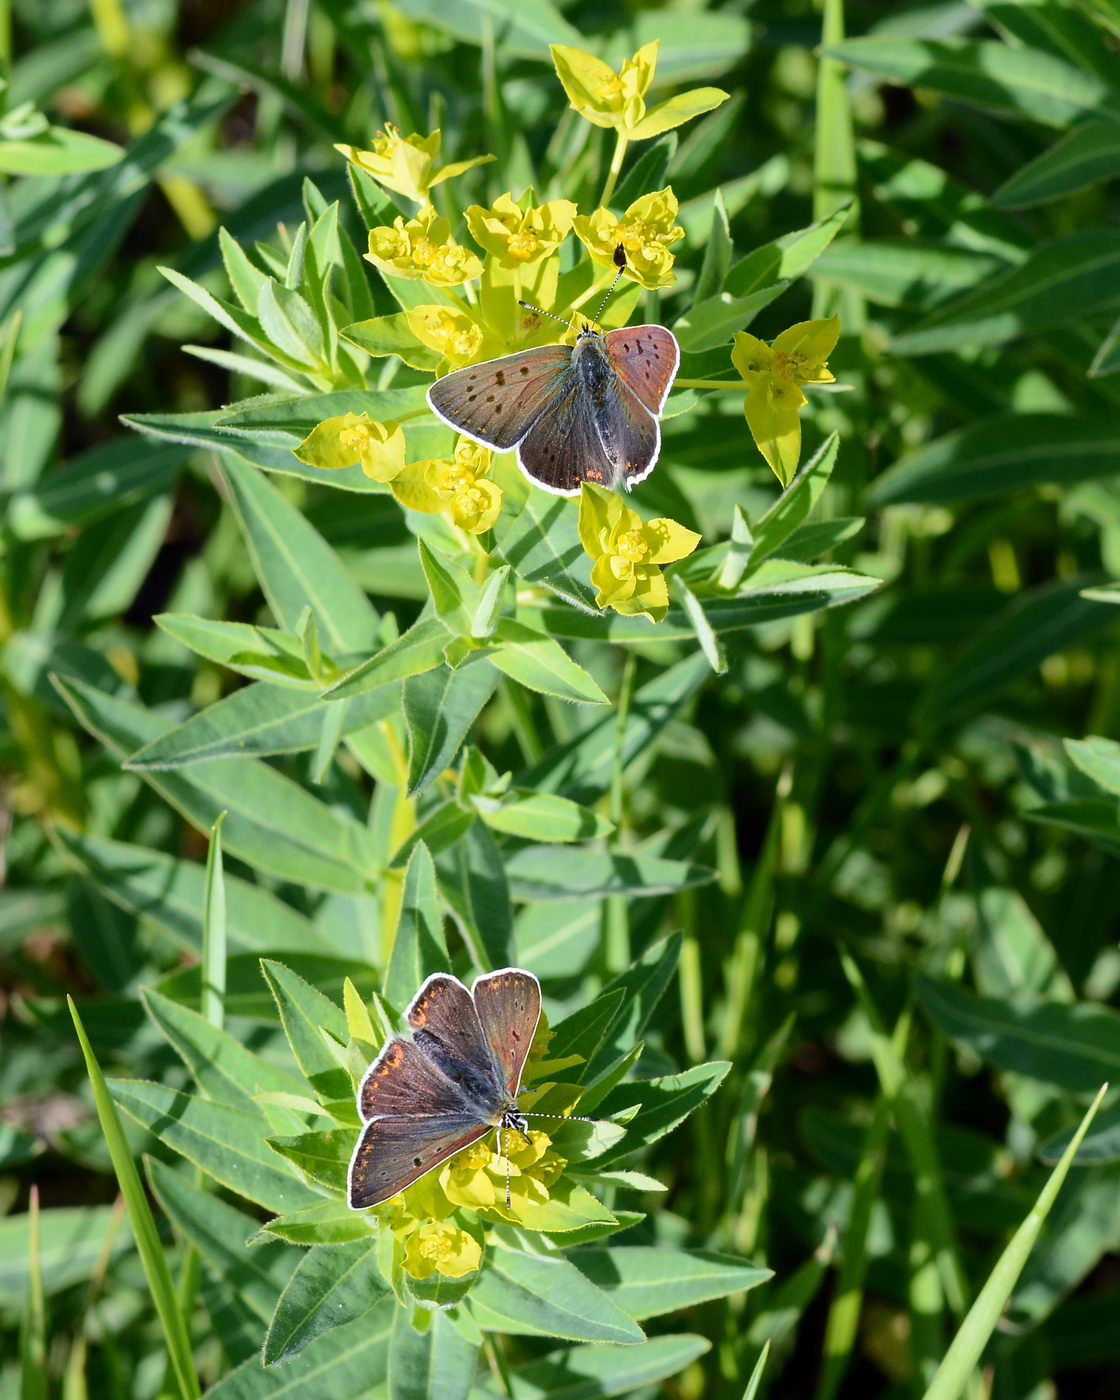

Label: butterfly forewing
[358,1037,475,1120]
[604,325,679,416]
[348,1112,489,1209]
[406,973,505,1112]
[427,346,573,451]
[473,970,541,1094]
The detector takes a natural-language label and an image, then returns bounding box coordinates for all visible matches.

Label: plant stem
[600,131,629,207]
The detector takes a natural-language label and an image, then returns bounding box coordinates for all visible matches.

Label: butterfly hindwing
[427,346,573,451]
[473,969,541,1094]
[348,1112,490,1209]
[517,379,616,495]
[603,324,679,416]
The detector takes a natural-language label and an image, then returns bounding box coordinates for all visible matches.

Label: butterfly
[426,253,679,497]
[348,968,542,1210]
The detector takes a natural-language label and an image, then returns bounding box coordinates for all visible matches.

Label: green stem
[604,652,637,973]
[674,378,744,390]
[600,130,629,208]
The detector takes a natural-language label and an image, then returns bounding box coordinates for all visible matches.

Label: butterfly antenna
[517,300,578,333]
[592,244,629,326]
[502,1123,512,1210]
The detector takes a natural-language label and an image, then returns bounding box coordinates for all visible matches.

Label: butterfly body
[348,968,541,1210]
[426,322,679,497]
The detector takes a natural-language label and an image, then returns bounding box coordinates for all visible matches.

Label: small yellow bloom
[366,208,483,288]
[578,482,701,622]
[406,305,484,367]
[732,316,840,486]
[402,1219,481,1280]
[466,192,578,269]
[574,188,683,290]
[335,125,494,206]
[551,41,728,142]
[292,412,406,482]
[391,437,503,534]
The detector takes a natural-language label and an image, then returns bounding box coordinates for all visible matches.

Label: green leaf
[471,790,614,843]
[994,120,1120,208]
[436,822,513,970]
[692,188,732,307]
[701,561,881,633]
[574,1247,770,1318]
[495,492,597,612]
[342,313,440,370]
[469,1249,645,1343]
[869,415,1120,506]
[123,681,399,767]
[1064,736,1120,796]
[824,37,1120,129]
[146,1158,290,1328]
[404,660,500,797]
[890,230,1120,356]
[585,935,682,1083]
[263,1240,387,1365]
[257,1201,377,1247]
[917,976,1120,1094]
[917,580,1114,721]
[6,439,185,540]
[811,240,1003,310]
[748,433,839,567]
[109,1079,321,1212]
[53,676,373,895]
[220,453,380,652]
[0,1206,131,1309]
[204,1312,393,1399]
[385,841,450,1012]
[504,848,715,901]
[489,620,609,705]
[55,830,324,955]
[595,1062,731,1166]
[501,1335,710,1400]
[388,1307,478,1400]
[141,987,307,1112]
[324,617,451,700]
[266,1129,351,1194]
[0,124,122,174]
[418,538,478,634]
[69,1006,200,1400]
[920,1088,1108,1400]
[261,959,353,1102]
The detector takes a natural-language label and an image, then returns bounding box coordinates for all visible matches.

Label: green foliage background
[3,0,1120,1397]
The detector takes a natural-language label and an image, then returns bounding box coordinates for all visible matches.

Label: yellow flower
[402,1220,481,1280]
[391,437,503,533]
[292,412,406,482]
[732,316,840,486]
[335,125,494,205]
[574,188,684,290]
[578,482,701,622]
[405,305,484,367]
[465,192,578,269]
[365,208,483,288]
[551,41,728,141]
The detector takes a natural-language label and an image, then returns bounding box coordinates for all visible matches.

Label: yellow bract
[574,187,684,290]
[391,437,503,534]
[402,1220,481,1280]
[466,192,578,269]
[292,412,406,482]
[551,40,728,141]
[365,208,483,288]
[578,481,701,622]
[732,316,840,486]
[405,305,484,367]
[335,125,493,206]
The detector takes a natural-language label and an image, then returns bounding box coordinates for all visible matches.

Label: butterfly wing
[590,376,662,489]
[427,345,573,451]
[516,379,616,495]
[348,1112,489,1209]
[472,969,541,1096]
[603,325,679,416]
[357,1036,475,1121]
[406,973,506,1113]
